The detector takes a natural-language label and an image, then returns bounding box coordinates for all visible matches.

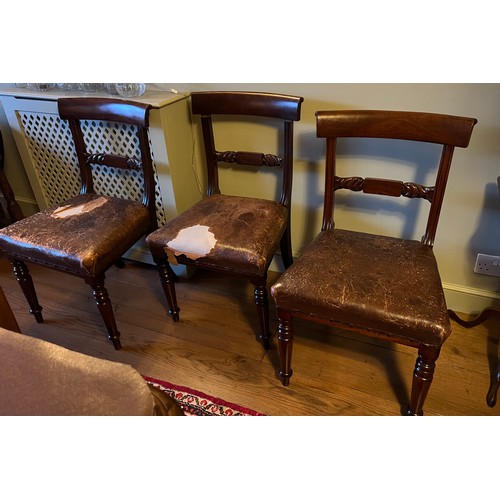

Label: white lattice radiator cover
[18,111,168,226]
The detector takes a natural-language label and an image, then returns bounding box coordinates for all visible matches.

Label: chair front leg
[155,259,180,322]
[86,276,121,350]
[277,309,294,386]
[407,345,441,416]
[11,259,43,322]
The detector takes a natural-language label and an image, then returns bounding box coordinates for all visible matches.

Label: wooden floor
[1,253,499,416]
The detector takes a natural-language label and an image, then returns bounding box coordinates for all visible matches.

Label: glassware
[80,83,105,92]
[114,83,146,98]
[26,83,56,92]
[57,83,82,91]
[105,83,119,95]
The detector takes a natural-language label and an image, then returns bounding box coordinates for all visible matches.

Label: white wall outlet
[474,253,500,277]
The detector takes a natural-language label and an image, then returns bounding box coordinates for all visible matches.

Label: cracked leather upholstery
[271,228,451,346]
[147,194,288,276]
[0,194,150,276]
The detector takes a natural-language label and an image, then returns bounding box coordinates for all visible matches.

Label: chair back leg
[251,277,271,349]
[279,226,293,269]
[277,311,294,386]
[155,260,180,322]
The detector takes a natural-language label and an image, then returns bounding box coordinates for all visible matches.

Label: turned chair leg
[155,260,180,322]
[252,279,271,349]
[87,277,121,350]
[407,345,441,416]
[11,259,43,322]
[277,311,294,386]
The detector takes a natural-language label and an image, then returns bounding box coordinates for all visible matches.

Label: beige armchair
[0,286,183,416]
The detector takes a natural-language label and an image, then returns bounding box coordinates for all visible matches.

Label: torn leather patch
[165,224,216,261]
[51,197,108,219]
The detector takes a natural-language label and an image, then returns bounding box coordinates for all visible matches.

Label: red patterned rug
[144,376,265,416]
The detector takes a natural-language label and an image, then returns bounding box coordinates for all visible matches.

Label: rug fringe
[143,376,265,416]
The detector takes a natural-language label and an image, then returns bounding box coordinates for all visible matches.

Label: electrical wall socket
[474,253,500,277]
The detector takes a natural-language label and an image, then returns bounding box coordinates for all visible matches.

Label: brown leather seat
[154,194,288,275]
[0,193,150,276]
[147,91,303,348]
[0,98,158,350]
[274,229,450,345]
[271,109,477,415]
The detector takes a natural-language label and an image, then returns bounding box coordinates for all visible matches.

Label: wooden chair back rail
[85,153,143,170]
[191,91,303,121]
[196,96,300,201]
[316,110,476,147]
[191,90,302,209]
[214,150,282,167]
[320,112,477,246]
[58,99,157,228]
[58,98,150,126]
[334,176,435,201]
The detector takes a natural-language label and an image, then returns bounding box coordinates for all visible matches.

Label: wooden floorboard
[1,254,499,416]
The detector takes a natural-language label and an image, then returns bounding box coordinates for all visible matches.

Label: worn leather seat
[0,193,150,276]
[148,194,288,276]
[272,229,450,346]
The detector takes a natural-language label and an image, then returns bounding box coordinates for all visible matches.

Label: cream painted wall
[1,83,499,313]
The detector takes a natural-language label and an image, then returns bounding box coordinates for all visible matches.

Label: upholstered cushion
[0,194,150,276]
[271,229,451,346]
[0,326,157,416]
[147,194,288,276]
